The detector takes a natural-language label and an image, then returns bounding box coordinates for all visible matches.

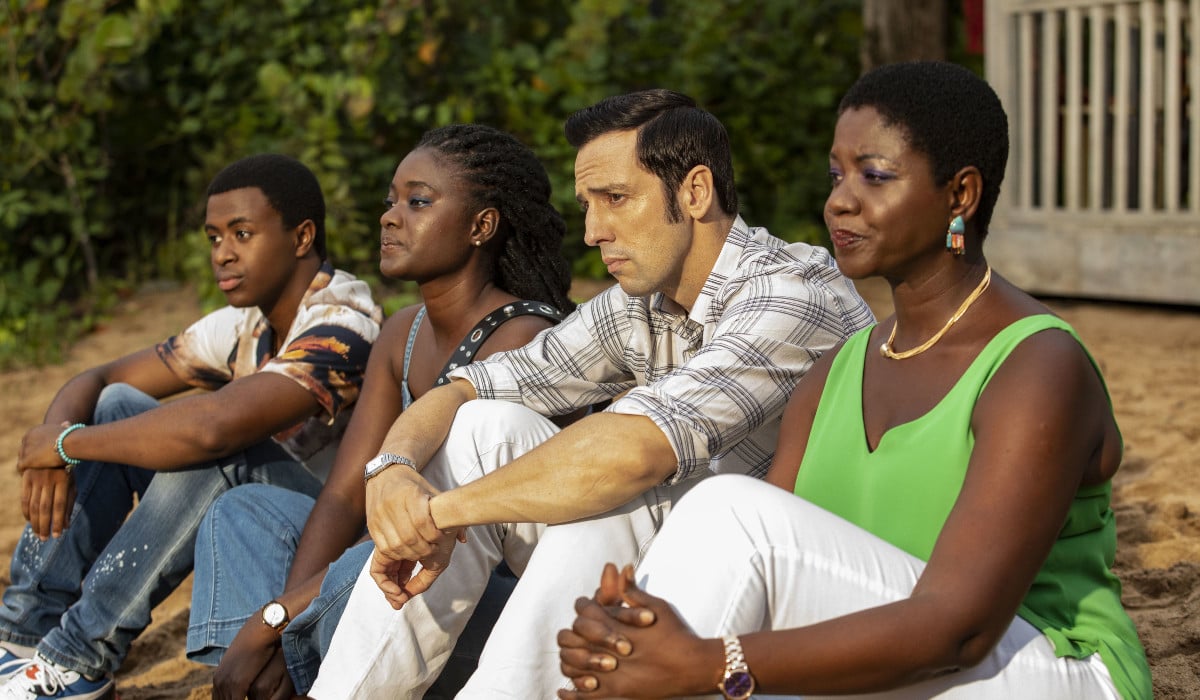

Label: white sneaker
[0,654,112,700]
[0,645,34,683]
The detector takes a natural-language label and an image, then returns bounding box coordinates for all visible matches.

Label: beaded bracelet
[56,423,86,472]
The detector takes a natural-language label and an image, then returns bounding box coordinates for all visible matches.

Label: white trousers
[309,401,707,699]
[623,475,1121,700]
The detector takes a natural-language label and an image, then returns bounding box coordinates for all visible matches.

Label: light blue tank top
[399,306,426,410]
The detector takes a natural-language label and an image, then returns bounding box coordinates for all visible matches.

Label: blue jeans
[189,484,515,696]
[188,484,365,693]
[0,384,323,678]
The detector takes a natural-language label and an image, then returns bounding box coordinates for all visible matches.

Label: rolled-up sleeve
[156,306,242,390]
[608,267,865,482]
[451,224,873,484]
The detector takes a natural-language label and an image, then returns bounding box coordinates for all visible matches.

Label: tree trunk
[58,154,99,292]
[861,0,949,72]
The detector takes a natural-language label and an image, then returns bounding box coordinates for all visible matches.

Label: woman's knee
[665,475,810,542]
[209,482,276,516]
[198,484,313,569]
[202,484,300,541]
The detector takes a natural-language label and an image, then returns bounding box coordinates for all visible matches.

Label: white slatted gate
[985,0,1199,304]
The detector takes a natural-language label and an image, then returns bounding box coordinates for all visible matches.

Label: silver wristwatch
[363,452,418,482]
[718,635,756,699]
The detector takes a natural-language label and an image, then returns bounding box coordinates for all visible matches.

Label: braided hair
[417,124,576,313]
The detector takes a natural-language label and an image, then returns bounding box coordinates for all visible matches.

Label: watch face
[263,603,287,628]
[364,453,411,480]
[364,456,390,480]
[721,671,754,699]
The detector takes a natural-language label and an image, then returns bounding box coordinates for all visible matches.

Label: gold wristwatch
[717,635,756,699]
[261,600,290,632]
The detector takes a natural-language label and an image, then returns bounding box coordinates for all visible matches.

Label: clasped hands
[557,563,714,699]
[16,421,77,540]
[365,462,466,609]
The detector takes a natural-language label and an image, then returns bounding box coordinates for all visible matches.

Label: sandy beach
[0,278,1197,698]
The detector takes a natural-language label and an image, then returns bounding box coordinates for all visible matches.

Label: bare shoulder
[797,338,847,394]
[379,305,423,340]
[983,310,1101,406]
[368,305,425,369]
[972,275,1090,379]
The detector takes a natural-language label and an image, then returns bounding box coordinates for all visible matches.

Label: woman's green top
[793,315,1150,700]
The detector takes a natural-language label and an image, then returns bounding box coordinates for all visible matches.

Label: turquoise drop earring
[946,215,965,255]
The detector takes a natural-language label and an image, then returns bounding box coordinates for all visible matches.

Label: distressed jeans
[0,383,323,678]
[187,484,367,692]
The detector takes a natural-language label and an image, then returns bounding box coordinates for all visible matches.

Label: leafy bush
[0,0,861,367]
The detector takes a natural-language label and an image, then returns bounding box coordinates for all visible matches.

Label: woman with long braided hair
[187,124,576,700]
[414,124,575,316]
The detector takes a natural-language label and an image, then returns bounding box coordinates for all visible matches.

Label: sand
[0,278,1197,699]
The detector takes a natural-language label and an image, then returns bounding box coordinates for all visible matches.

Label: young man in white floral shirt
[0,154,381,700]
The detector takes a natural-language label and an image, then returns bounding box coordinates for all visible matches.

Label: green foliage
[0,0,863,368]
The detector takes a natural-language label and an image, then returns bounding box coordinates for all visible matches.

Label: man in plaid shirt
[309,90,875,699]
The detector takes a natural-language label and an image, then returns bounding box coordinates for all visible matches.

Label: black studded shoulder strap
[433,300,566,387]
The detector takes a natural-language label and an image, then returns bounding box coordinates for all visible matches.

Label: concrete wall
[987,211,1200,306]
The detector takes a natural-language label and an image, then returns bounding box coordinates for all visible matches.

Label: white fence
[985,0,1199,304]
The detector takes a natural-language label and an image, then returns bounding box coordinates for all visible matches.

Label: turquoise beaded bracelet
[56,423,86,471]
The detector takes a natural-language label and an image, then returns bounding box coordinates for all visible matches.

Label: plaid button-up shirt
[451,217,874,483]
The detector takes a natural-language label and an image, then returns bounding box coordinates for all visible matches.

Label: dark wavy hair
[207,153,327,259]
[417,124,575,313]
[564,89,738,222]
[838,61,1009,235]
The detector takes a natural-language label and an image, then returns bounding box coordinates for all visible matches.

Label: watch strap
[718,635,755,699]
[364,453,418,482]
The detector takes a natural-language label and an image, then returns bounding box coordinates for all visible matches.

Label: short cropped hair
[838,61,1009,234]
[207,154,327,259]
[564,89,738,221]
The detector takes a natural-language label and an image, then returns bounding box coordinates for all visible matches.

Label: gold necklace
[880,266,992,360]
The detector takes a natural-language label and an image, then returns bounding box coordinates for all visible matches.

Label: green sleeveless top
[793,315,1150,700]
